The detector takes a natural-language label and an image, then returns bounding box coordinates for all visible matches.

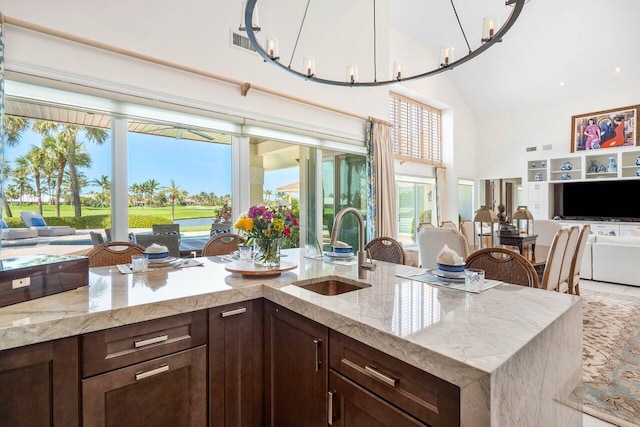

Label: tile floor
[580,279,639,426]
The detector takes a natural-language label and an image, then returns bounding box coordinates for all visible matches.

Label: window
[396,177,437,245]
[388,93,442,165]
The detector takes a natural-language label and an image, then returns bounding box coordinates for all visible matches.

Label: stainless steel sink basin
[293,276,371,296]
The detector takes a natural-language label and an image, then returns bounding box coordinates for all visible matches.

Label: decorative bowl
[146,251,169,260]
[332,245,353,254]
[437,262,466,273]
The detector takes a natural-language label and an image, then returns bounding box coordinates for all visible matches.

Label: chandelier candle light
[242,0,527,86]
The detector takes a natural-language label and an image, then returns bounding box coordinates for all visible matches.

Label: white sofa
[580,234,640,286]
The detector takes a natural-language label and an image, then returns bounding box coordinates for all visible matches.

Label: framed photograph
[571,105,638,152]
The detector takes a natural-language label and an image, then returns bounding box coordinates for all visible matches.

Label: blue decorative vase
[561,161,573,171]
[561,173,571,181]
[589,160,597,173]
[540,161,546,168]
[607,157,617,173]
[636,156,640,166]
[534,173,543,181]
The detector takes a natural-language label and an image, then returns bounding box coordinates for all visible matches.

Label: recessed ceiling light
[613,66,622,73]
[558,81,566,87]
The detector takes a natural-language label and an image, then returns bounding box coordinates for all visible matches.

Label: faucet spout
[330,207,375,279]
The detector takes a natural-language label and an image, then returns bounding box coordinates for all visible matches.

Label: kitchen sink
[293,276,371,296]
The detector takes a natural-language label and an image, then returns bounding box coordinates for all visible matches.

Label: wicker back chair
[86,241,146,267]
[202,234,240,256]
[364,237,406,265]
[465,247,539,288]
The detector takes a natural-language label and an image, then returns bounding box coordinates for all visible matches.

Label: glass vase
[254,238,281,267]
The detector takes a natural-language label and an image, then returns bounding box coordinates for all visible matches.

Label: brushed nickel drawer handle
[134,334,169,348]
[364,365,398,387]
[314,339,322,372]
[327,391,335,425]
[135,364,169,381]
[221,307,247,317]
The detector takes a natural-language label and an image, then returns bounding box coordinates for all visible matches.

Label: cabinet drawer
[329,331,460,427]
[82,345,207,427]
[82,310,207,377]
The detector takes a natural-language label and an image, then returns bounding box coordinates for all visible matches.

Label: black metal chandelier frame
[244,0,526,87]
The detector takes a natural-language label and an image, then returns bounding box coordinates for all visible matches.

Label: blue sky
[5,129,298,196]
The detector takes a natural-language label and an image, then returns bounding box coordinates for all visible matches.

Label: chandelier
[243,0,527,87]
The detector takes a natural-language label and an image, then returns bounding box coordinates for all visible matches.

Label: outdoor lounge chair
[0,219,39,240]
[20,211,76,237]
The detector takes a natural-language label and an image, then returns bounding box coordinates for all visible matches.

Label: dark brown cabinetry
[0,337,79,427]
[81,311,208,426]
[329,331,460,427]
[209,299,264,426]
[264,300,328,427]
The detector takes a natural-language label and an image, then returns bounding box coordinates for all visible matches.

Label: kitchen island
[0,249,582,426]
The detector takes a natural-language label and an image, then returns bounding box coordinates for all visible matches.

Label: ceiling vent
[542,144,552,151]
[230,30,257,54]
[525,146,537,152]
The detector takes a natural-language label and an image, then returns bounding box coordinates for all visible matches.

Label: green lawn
[4,204,219,232]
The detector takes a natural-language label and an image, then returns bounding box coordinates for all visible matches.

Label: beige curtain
[435,167,447,225]
[365,119,397,239]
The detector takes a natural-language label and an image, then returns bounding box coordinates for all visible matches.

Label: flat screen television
[557,180,640,221]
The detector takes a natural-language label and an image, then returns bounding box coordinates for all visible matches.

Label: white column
[232,135,251,220]
[111,117,129,241]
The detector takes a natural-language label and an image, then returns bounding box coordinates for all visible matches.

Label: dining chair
[152,223,181,235]
[465,247,539,288]
[568,224,590,295]
[134,233,181,258]
[202,233,240,256]
[459,220,476,253]
[556,226,580,294]
[440,220,458,230]
[104,228,112,242]
[417,227,469,269]
[86,241,146,267]
[539,228,570,292]
[364,237,406,265]
[89,231,105,247]
[417,222,435,232]
[533,219,563,247]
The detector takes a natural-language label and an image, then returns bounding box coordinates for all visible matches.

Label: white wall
[476,83,640,181]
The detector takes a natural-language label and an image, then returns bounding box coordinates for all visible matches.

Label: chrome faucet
[330,207,376,279]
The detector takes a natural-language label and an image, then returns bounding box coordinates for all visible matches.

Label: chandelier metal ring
[244,0,527,87]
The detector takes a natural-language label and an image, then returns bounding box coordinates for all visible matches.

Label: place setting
[116,244,204,274]
[396,244,502,293]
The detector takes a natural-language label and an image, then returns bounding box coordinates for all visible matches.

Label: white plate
[426,268,466,282]
[148,256,176,264]
[324,251,354,258]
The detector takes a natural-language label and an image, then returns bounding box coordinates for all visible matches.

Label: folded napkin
[436,244,464,265]
[145,243,169,253]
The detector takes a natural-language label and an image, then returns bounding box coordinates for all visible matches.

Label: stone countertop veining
[0,248,580,392]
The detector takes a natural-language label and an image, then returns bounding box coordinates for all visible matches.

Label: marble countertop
[0,248,580,391]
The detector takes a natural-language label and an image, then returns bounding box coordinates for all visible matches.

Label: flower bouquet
[234,204,298,266]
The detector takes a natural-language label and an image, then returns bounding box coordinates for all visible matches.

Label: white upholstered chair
[556,226,579,293]
[568,224,591,295]
[417,227,469,269]
[533,219,563,247]
[540,228,569,292]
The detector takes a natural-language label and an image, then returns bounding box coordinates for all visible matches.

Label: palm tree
[91,175,111,207]
[2,117,31,217]
[42,134,70,216]
[142,179,160,207]
[32,120,108,217]
[161,179,188,222]
[16,145,47,214]
[129,183,144,207]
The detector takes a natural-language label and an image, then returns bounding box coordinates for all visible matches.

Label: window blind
[388,93,442,165]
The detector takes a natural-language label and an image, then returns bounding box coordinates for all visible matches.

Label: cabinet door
[82,345,207,427]
[0,337,79,427]
[328,371,427,427]
[264,300,328,427]
[210,299,264,426]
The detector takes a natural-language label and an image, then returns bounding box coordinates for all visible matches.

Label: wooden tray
[224,260,297,277]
